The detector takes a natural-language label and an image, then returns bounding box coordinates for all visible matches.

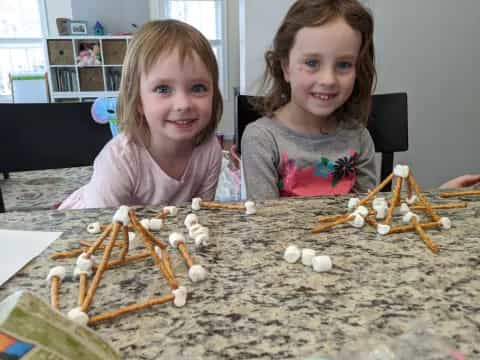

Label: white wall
[239,0,480,187]
[45,0,72,36]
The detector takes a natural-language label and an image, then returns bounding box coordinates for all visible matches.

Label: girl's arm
[353,128,377,193]
[196,137,223,200]
[241,124,280,200]
[439,174,480,189]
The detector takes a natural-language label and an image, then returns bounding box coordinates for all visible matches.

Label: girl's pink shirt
[59,133,222,209]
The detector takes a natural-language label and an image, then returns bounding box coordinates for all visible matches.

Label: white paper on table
[0,229,62,286]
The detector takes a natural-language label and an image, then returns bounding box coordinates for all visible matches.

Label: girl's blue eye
[155,85,171,94]
[305,59,319,68]
[337,61,353,71]
[192,83,208,93]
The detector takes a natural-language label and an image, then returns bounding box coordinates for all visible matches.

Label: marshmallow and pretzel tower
[312,165,466,254]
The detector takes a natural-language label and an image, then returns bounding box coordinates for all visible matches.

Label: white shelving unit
[44,35,131,102]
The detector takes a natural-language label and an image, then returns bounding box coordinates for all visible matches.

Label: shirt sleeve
[195,137,222,201]
[353,128,377,193]
[81,142,137,208]
[241,122,280,200]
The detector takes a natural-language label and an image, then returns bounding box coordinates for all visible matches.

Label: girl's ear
[281,59,290,83]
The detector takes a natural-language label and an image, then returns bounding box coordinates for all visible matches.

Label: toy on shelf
[77,43,101,66]
[93,21,105,35]
[91,97,119,137]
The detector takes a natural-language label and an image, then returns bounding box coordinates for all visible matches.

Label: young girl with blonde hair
[60,20,223,209]
[242,0,377,199]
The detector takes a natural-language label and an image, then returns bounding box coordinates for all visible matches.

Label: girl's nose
[317,67,336,86]
[173,92,192,113]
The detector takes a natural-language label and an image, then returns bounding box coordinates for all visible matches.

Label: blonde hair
[255,0,376,127]
[117,20,223,146]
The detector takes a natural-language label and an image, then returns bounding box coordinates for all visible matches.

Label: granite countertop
[0,193,479,359]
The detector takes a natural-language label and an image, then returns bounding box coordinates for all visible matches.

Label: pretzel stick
[106,252,151,269]
[411,203,467,211]
[359,173,395,206]
[50,277,60,310]
[200,201,245,210]
[78,274,88,306]
[312,214,355,233]
[411,217,439,254]
[439,190,480,198]
[154,210,169,219]
[177,242,193,268]
[408,173,440,222]
[101,224,134,231]
[85,224,112,258]
[407,179,414,200]
[120,226,129,260]
[81,222,121,312]
[389,221,441,234]
[385,177,403,225]
[160,248,177,281]
[365,216,378,227]
[79,240,125,248]
[87,294,175,326]
[317,214,348,222]
[51,248,85,260]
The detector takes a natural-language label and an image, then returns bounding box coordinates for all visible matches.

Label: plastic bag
[214,151,241,202]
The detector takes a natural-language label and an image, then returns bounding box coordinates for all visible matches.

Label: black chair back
[234,92,409,191]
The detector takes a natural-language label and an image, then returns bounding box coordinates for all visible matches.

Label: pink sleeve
[195,137,222,201]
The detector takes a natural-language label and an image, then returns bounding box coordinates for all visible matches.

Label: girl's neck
[275,101,336,135]
[147,136,195,180]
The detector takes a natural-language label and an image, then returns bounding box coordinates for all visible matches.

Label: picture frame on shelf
[70,21,88,35]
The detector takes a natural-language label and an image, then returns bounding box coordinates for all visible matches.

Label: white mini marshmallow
[245,201,256,215]
[301,249,316,266]
[169,232,185,248]
[140,218,150,230]
[402,211,419,224]
[353,206,369,218]
[173,286,188,307]
[399,203,410,215]
[128,232,137,250]
[73,267,91,279]
[184,214,199,229]
[349,214,365,228]
[67,307,89,326]
[191,198,202,211]
[47,266,66,282]
[86,222,101,234]
[164,206,178,216]
[312,255,333,272]
[406,195,418,205]
[154,246,162,258]
[347,197,360,211]
[375,205,388,220]
[113,205,130,225]
[377,224,391,235]
[194,232,209,247]
[393,164,410,178]
[284,245,301,263]
[189,224,208,239]
[149,218,163,231]
[76,253,94,272]
[372,197,387,209]
[440,217,451,230]
[188,265,207,282]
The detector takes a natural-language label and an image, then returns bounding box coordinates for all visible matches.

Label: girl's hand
[439,174,480,189]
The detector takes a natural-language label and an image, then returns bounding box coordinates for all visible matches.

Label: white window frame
[151,0,229,100]
[0,0,48,102]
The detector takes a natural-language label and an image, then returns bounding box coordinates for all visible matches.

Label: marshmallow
[192,198,202,211]
[377,224,391,235]
[402,211,419,224]
[128,232,137,250]
[140,218,150,230]
[375,205,388,220]
[353,206,369,218]
[76,253,95,272]
[393,165,410,178]
[347,197,360,211]
[154,246,162,258]
[301,249,316,266]
[312,255,333,272]
[194,232,209,247]
[189,224,208,239]
[406,195,418,205]
[399,203,410,215]
[169,232,185,248]
[173,286,188,307]
[47,266,66,282]
[372,197,387,208]
[188,265,207,282]
[184,214,199,229]
[86,222,101,234]
[284,245,301,263]
[68,307,89,326]
[113,205,130,225]
[149,218,163,231]
[349,214,365,228]
[440,217,451,230]
[163,206,178,216]
[245,201,256,215]
[73,267,91,278]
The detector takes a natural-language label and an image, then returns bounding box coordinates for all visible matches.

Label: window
[162,0,228,98]
[0,0,46,101]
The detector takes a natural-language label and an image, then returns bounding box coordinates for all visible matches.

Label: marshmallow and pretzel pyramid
[312,165,460,254]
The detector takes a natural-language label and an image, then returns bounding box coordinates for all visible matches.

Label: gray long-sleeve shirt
[241,117,377,200]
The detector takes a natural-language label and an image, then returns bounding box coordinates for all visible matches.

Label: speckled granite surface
[0,193,479,359]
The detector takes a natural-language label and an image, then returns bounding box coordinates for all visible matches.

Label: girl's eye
[192,83,208,93]
[337,61,354,71]
[154,85,171,94]
[305,59,319,68]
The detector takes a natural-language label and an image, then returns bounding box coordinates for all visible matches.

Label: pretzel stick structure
[178,243,193,268]
[388,221,441,234]
[439,190,480,198]
[411,203,467,211]
[120,226,130,261]
[106,252,151,269]
[359,173,395,206]
[88,294,175,326]
[78,274,88,306]
[79,240,126,248]
[169,233,207,283]
[312,214,355,233]
[385,177,403,224]
[84,224,112,258]
[192,198,256,215]
[411,217,439,254]
[408,173,440,222]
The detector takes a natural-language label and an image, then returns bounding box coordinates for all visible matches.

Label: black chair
[0,102,112,212]
[234,92,408,192]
